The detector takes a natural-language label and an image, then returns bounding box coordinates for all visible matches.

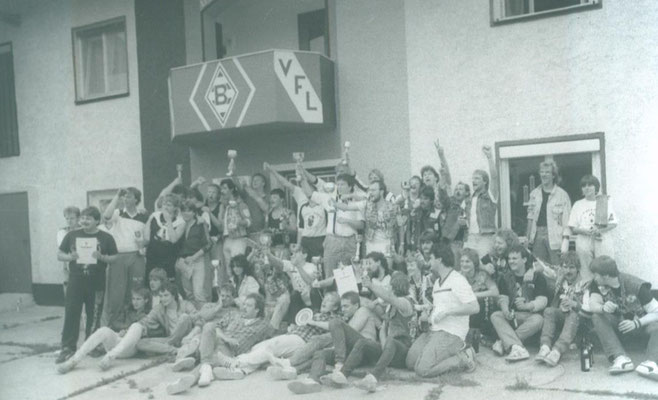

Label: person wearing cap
[588,256,658,379]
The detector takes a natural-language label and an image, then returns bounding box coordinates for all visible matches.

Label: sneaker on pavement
[505,345,529,362]
[57,358,77,374]
[354,373,377,393]
[198,363,214,387]
[544,349,561,367]
[461,346,477,372]
[55,348,74,364]
[609,355,634,375]
[213,366,246,380]
[535,345,551,363]
[172,357,196,372]
[320,371,348,388]
[99,355,115,371]
[267,365,298,380]
[288,378,322,394]
[492,340,504,357]
[635,360,658,381]
[166,375,197,395]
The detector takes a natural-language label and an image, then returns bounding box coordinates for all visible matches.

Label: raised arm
[154,176,182,211]
[103,190,123,221]
[483,145,498,201]
[264,162,296,191]
[363,277,413,316]
[434,139,452,191]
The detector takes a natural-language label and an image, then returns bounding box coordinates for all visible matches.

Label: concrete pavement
[0,305,656,400]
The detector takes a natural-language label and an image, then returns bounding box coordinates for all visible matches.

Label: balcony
[168,49,335,142]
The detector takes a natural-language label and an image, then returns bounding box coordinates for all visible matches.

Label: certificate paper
[76,237,98,265]
[334,264,359,297]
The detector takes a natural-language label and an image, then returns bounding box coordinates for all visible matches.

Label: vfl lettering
[274,51,323,123]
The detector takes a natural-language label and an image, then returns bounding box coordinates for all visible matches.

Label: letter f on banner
[274,51,323,123]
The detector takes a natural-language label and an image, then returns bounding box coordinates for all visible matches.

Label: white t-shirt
[430,270,477,340]
[292,186,327,238]
[568,198,617,232]
[311,191,365,237]
[103,209,145,252]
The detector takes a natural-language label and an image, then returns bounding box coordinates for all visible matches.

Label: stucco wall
[404,0,658,282]
[0,0,143,284]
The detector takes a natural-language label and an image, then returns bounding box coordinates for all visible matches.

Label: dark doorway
[298,8,328,56]
[0,192,32,293]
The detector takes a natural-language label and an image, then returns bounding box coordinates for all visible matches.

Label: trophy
[293,152,305,182]
[176,164,183,180]
[342,141,351,165]
[226,150,237,176]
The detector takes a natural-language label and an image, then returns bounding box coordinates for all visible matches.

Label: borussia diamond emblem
[205,63,239,127]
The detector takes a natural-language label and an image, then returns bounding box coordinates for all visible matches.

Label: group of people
[53,140,658,395]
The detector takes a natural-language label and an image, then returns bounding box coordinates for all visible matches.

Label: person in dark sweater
[588,256,658,379]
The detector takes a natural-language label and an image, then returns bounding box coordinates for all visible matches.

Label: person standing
[526,160,571,265]
[56,206,81,297]
[56,207,118,364]
[101,189,147,328]
[465,146,499,258]
[568,175,617,281]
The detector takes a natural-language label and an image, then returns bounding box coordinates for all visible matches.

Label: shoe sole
[354,381,377,392]
[505,356,529,363]
[167,376,196,395]
[172,357,196,372]
[609,368,634,375]
[288,381,322,394]
[319,375,348,388]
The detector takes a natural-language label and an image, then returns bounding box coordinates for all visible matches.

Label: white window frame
[72,17,129,104]
[490,0,601,25]
[496,133,605,234]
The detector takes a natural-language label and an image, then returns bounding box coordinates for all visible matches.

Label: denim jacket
[474,190,497,234]
[527,185,571,249]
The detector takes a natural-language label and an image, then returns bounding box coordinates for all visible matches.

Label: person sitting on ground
[98,282,199,371]
[405,243,478,378]
[351,271,415,392]
[458,247,499,351]
[587,256,658,379]
[148,267,168,307]
[165,293,271,394]
[207,292,341,380]
[265,244,320,316]
[360,252,392,303]
[286,291,379,394]
[57,288,152,374]
[536,251,587,367]
[229,254,260,308]
[490,244,548,362]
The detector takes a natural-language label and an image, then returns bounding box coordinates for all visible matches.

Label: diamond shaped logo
[204,63,239,127]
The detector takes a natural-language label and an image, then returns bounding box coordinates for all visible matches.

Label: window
[0,42,19,158]
[491,0,601,25]
[72,17,128,103]
[496,133,605,238]
[298,8,329,56]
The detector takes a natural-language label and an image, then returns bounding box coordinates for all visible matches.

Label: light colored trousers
[71,326,137,363]
[575,234,614,282]
[490,310,544,351]
[176,257,206,307]
[405,330,468,378]
[236,334,305,374]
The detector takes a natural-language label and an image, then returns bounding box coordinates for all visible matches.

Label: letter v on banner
[274,51,323,123]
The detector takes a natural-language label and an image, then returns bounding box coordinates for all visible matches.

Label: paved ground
[0,306,656,400]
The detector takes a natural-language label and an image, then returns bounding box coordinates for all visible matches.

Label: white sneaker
[198,363,214,387]
[544,349,561,367]
[535,345,550,363]
[267,365,298,380]
[166,375,196,395]
[609,355,634,375]
[492,340,504,356]
[635,360,658,381]
[505,345,529,362]
[354,373,377,392]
